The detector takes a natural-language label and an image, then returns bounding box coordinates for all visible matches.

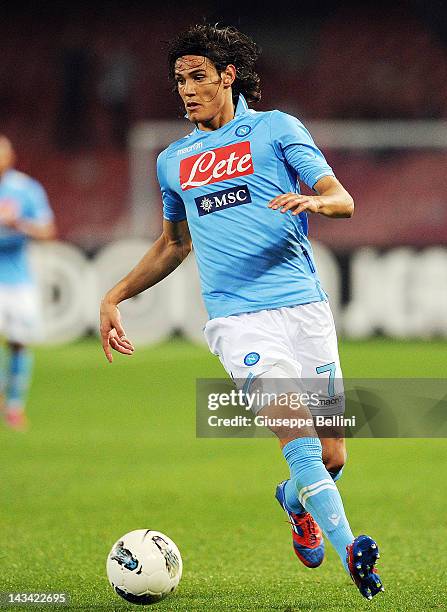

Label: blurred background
[1,0,447,342]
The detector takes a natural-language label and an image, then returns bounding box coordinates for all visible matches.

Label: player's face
[0,138,15,176]
[174,56,228,124]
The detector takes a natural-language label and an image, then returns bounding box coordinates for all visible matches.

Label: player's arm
[7,218,57,239]
[100,218,192,363]
[268,175,354,218]
[0,194,56,239]
[268,111,354,218]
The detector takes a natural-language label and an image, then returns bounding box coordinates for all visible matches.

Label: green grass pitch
[1,338,446,611]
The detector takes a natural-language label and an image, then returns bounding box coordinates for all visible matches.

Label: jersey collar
[235,94,249,116]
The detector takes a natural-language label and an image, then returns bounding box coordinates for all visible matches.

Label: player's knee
[323,446,346,474]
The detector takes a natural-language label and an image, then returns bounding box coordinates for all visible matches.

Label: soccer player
[0,136,56,430]
[100,25,383,599]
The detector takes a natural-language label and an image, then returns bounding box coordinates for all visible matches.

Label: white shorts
[0,284,42,344]
[204,301,345,417]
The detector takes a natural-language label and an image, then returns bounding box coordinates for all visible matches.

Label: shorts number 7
[316,362,336,397]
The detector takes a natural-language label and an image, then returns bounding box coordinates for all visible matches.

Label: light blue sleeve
[270,110,334,190]
[156,150,187,222]
[24,180,54,223]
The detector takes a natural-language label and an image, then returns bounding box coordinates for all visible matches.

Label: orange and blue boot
[275,480,324,568]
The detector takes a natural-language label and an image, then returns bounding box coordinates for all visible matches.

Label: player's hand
[100,300,134,363]
[268,193,321,216]
[0,205,20,228]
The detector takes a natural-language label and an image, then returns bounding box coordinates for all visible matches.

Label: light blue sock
[282,437,354,572]
[0,344,7,395]
[284,464,344,513]
[6,347,33,411]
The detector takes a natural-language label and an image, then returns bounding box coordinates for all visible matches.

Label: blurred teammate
[0,136,56,430]
[100,25,383,599]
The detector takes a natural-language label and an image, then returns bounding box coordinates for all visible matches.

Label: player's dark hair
[168,24,261,104]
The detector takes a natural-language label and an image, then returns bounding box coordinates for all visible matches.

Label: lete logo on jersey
[180,141,254,191]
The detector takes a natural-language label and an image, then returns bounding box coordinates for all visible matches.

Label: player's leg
[276,437,345,568]
[0,341,7,415]
[259,393,355,573]
[3,285,39,430]
[0,289,8,417]
[257,389,327,567]
[204,311,342,570]
[5,341,33,428]
[320,434,383,598]
[280,301,382,598]
[271,401,383,599]
[204,308,382,597]
[258,304,353,570]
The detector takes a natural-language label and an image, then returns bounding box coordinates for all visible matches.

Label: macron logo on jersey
[179,141,254,191]
[176,142,203,156]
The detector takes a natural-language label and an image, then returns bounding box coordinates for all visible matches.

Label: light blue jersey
[0,169,53,285]
[157,95,334,319]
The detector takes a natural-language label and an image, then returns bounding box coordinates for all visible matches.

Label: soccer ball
[106,529,182,605]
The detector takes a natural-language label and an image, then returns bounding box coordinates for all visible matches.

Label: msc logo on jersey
[235,125,251,137]
[180,141,254,191]
[194,185,252,216]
